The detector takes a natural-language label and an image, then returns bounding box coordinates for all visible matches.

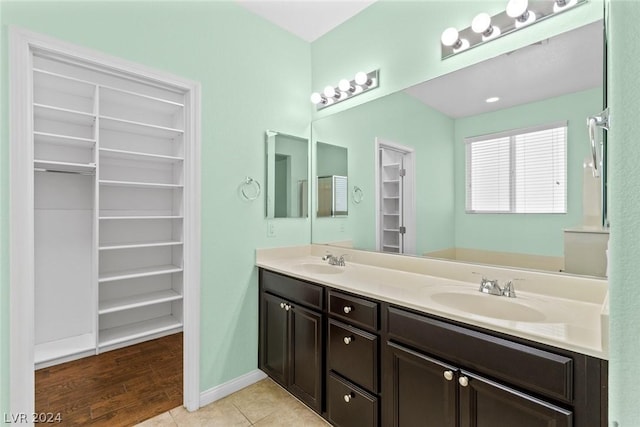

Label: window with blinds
[465,122,567,214]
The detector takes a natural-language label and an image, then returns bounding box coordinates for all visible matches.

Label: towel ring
[352,185,364,204]
[241,177,261,201]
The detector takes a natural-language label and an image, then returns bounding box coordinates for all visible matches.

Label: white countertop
[256,245,609,360]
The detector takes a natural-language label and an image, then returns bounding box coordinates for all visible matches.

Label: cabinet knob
[280,302,285,309]
[458,376,469,387]
[343,336,353,345]
[284,304,291,311]
[344,393,353,403]
[343,306,353,314]
[443,370,454,381]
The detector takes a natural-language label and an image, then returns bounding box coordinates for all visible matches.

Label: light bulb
[506,0,529,18]
[354,72,370,86]
[485,97,500,103]
[323,85,337,98]
[471,13,491,34]
[310,92,325,105]
[338,79,354,92]
[441,27,460,47]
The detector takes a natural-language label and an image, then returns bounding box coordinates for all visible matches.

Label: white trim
[375,138,417,255]
[8,26,202,419]
[199,370,268,409]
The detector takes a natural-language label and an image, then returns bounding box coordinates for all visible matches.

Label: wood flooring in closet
[35,333,183,426]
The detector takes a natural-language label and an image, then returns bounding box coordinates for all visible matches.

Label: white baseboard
[199,369,268,408]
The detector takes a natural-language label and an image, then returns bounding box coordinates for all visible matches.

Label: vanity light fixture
[440,0,587,59]
[310,70,379,110]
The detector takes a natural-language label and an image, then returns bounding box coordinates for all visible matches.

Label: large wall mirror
[311,20,607,277]
[265,130,309,218]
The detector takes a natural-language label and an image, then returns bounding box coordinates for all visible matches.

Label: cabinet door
[459,371,572,427]
[260,292,288,386]
[385,342,457,427]
[289,304,323,412]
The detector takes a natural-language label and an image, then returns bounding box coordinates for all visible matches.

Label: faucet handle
[322,252,333,261]
[502,281,517,298]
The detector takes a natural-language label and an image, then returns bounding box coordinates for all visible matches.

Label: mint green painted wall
[453,88,603,256]
[608,1,640,423]
[312,91,454,254]
[0,0,311,411]
[310,0,603,119]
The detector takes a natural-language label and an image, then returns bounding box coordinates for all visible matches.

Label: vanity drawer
[328,289,379,331]
[328,319,378,392]
[387,306,573,403]
[260,269,323,310]
[327,372,378,427]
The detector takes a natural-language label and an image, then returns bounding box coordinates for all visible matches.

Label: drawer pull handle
[343,306,353,314]
[344,393,353,403]
[458,376,469,387]
[343,336,353,345]
[443,370,454,381]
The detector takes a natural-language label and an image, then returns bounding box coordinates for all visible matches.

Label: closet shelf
[99,290,182,315]
[383,196,400,200]
[383,228,401,232]
[99,240,183,250]
[98,264,183,283]
[383,180,400,184]
[383,212,400,216]
[34,333,95,366]
[99,148,183,163]
[100,115,183,139]
[99,315,182,349]
[99,215,183,220]
[34,159,96,173]
[34,68,96,97]
[99,86,184,115]
[99,179,183,189]
[383,244,400,249]
[34,103,96,126]
[383,163,401,168]
[34,131,96,146]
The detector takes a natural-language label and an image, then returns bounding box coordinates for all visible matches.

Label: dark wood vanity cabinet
[383,306,605,427]
[326,290,381,427]
[258,269,607,427]
[259,270,323,412]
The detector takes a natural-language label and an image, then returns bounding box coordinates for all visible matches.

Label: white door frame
[9,26,202,418]
[375,138,417,255]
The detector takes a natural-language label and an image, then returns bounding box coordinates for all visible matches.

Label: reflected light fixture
[441,27,469,52]
[553,0,578,12]
[485,97,500,103]
[507,0,536,28]
[440,0,586,59]
[310,70,379,110]
[471,13,501,41]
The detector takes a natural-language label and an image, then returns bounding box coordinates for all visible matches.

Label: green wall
[0,0,311,414]
[454,88,603,256]
[312,91,455,255]
[608,1,640,424]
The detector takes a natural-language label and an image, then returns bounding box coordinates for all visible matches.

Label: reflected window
[466,122,567,214]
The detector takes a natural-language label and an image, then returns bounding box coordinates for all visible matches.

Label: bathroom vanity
[257,245,608,427]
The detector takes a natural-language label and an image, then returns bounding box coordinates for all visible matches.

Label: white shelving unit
[380,155,405,254]
[31,51,189,367]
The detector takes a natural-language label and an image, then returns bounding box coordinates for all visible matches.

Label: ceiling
[236,0,377,42]
[404,21,604,118]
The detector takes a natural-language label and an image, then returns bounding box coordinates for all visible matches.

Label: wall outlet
[267,221,276,238]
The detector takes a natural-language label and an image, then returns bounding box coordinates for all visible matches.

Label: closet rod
[34,168,95,176]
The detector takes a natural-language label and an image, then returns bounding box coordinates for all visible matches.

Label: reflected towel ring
[352,185,364,204]
[241,176,261,201]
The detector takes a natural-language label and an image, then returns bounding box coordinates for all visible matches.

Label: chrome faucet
[478,277,516,298]
[322,253,346,266]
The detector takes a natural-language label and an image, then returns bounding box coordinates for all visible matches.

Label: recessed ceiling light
[486,97,500,103]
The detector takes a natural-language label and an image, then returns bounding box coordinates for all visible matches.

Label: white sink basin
[430,291,550,322]
[296,263,345,275]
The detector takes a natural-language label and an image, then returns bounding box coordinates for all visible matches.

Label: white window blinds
[465,122,567,214]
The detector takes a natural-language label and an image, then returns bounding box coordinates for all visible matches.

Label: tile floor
[136,378,330,426]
